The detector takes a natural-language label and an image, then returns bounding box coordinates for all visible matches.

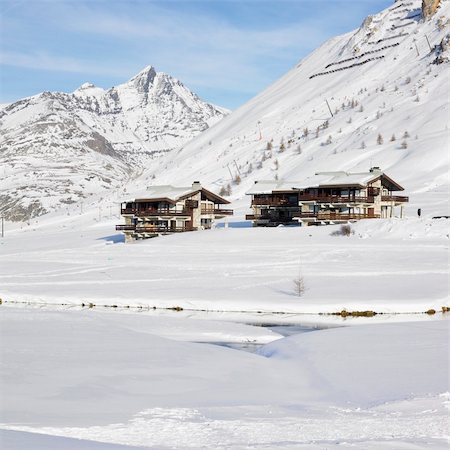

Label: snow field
[0,308,448,449]
[1,213,448,314]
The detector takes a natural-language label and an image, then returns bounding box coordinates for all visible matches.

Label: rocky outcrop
[422,0,442,19]
[434,33,450,63]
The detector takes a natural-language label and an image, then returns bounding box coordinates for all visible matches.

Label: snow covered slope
[0,66,228,221]
[148,0,449,217]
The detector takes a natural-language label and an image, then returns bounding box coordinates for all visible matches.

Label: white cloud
[0,50,131,77]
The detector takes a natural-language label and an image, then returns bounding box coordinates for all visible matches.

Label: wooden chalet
[246,167,408,227]
[116,181,233,241]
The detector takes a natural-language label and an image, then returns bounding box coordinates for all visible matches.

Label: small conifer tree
[377,133,384,145]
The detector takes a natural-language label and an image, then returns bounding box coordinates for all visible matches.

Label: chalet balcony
[201,207,234,215]
[251,198,298,207]
[298,194,375,204]
[245,214,271,220]
[121,208,190,216]
[116,225,195,233]
[381,195,409,203]
[294,212,381,220]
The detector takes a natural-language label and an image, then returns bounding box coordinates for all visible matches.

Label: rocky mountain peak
[73,82,105,97]
[127,65,158,92]
[79,82,96,90]
[0,65,229,221]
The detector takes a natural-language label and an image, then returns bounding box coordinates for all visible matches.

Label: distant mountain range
[0,66,228,221]
[2,0,449,221]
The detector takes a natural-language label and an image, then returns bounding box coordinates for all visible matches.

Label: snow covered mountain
[0,66,228,221]
[2,0,449,222]
[146,0,449,216]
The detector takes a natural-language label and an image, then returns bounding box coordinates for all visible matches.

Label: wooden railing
[116,225,194,233]
[121,208,189,216]
[251,198,298,207]
[115,225,136,231]
[381,195,409,203]
[201,208,234,215]
[246,214,272,220]
[298,194,375,203]
[294,212,381,220]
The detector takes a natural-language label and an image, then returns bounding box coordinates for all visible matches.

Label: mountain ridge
[0,66,229,221]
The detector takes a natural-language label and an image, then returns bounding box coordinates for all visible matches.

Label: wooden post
[425,35,433,53]
[226,164,233,181]
[233,160,242,176]
[325,99,334,118]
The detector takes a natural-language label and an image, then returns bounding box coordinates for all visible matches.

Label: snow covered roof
[130,182,230,204]
[247,169,404,194]
[246,180,303,195]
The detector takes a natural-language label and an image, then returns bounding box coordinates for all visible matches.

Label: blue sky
[0,0,392,109]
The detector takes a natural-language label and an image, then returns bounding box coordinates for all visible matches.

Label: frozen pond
[2,302,445,353]
[211,324,319,352]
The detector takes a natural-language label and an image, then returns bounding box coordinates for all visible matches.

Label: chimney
[192,181,202,190]
[370,166,381,173]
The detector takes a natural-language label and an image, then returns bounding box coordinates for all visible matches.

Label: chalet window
[288,194,298,204]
